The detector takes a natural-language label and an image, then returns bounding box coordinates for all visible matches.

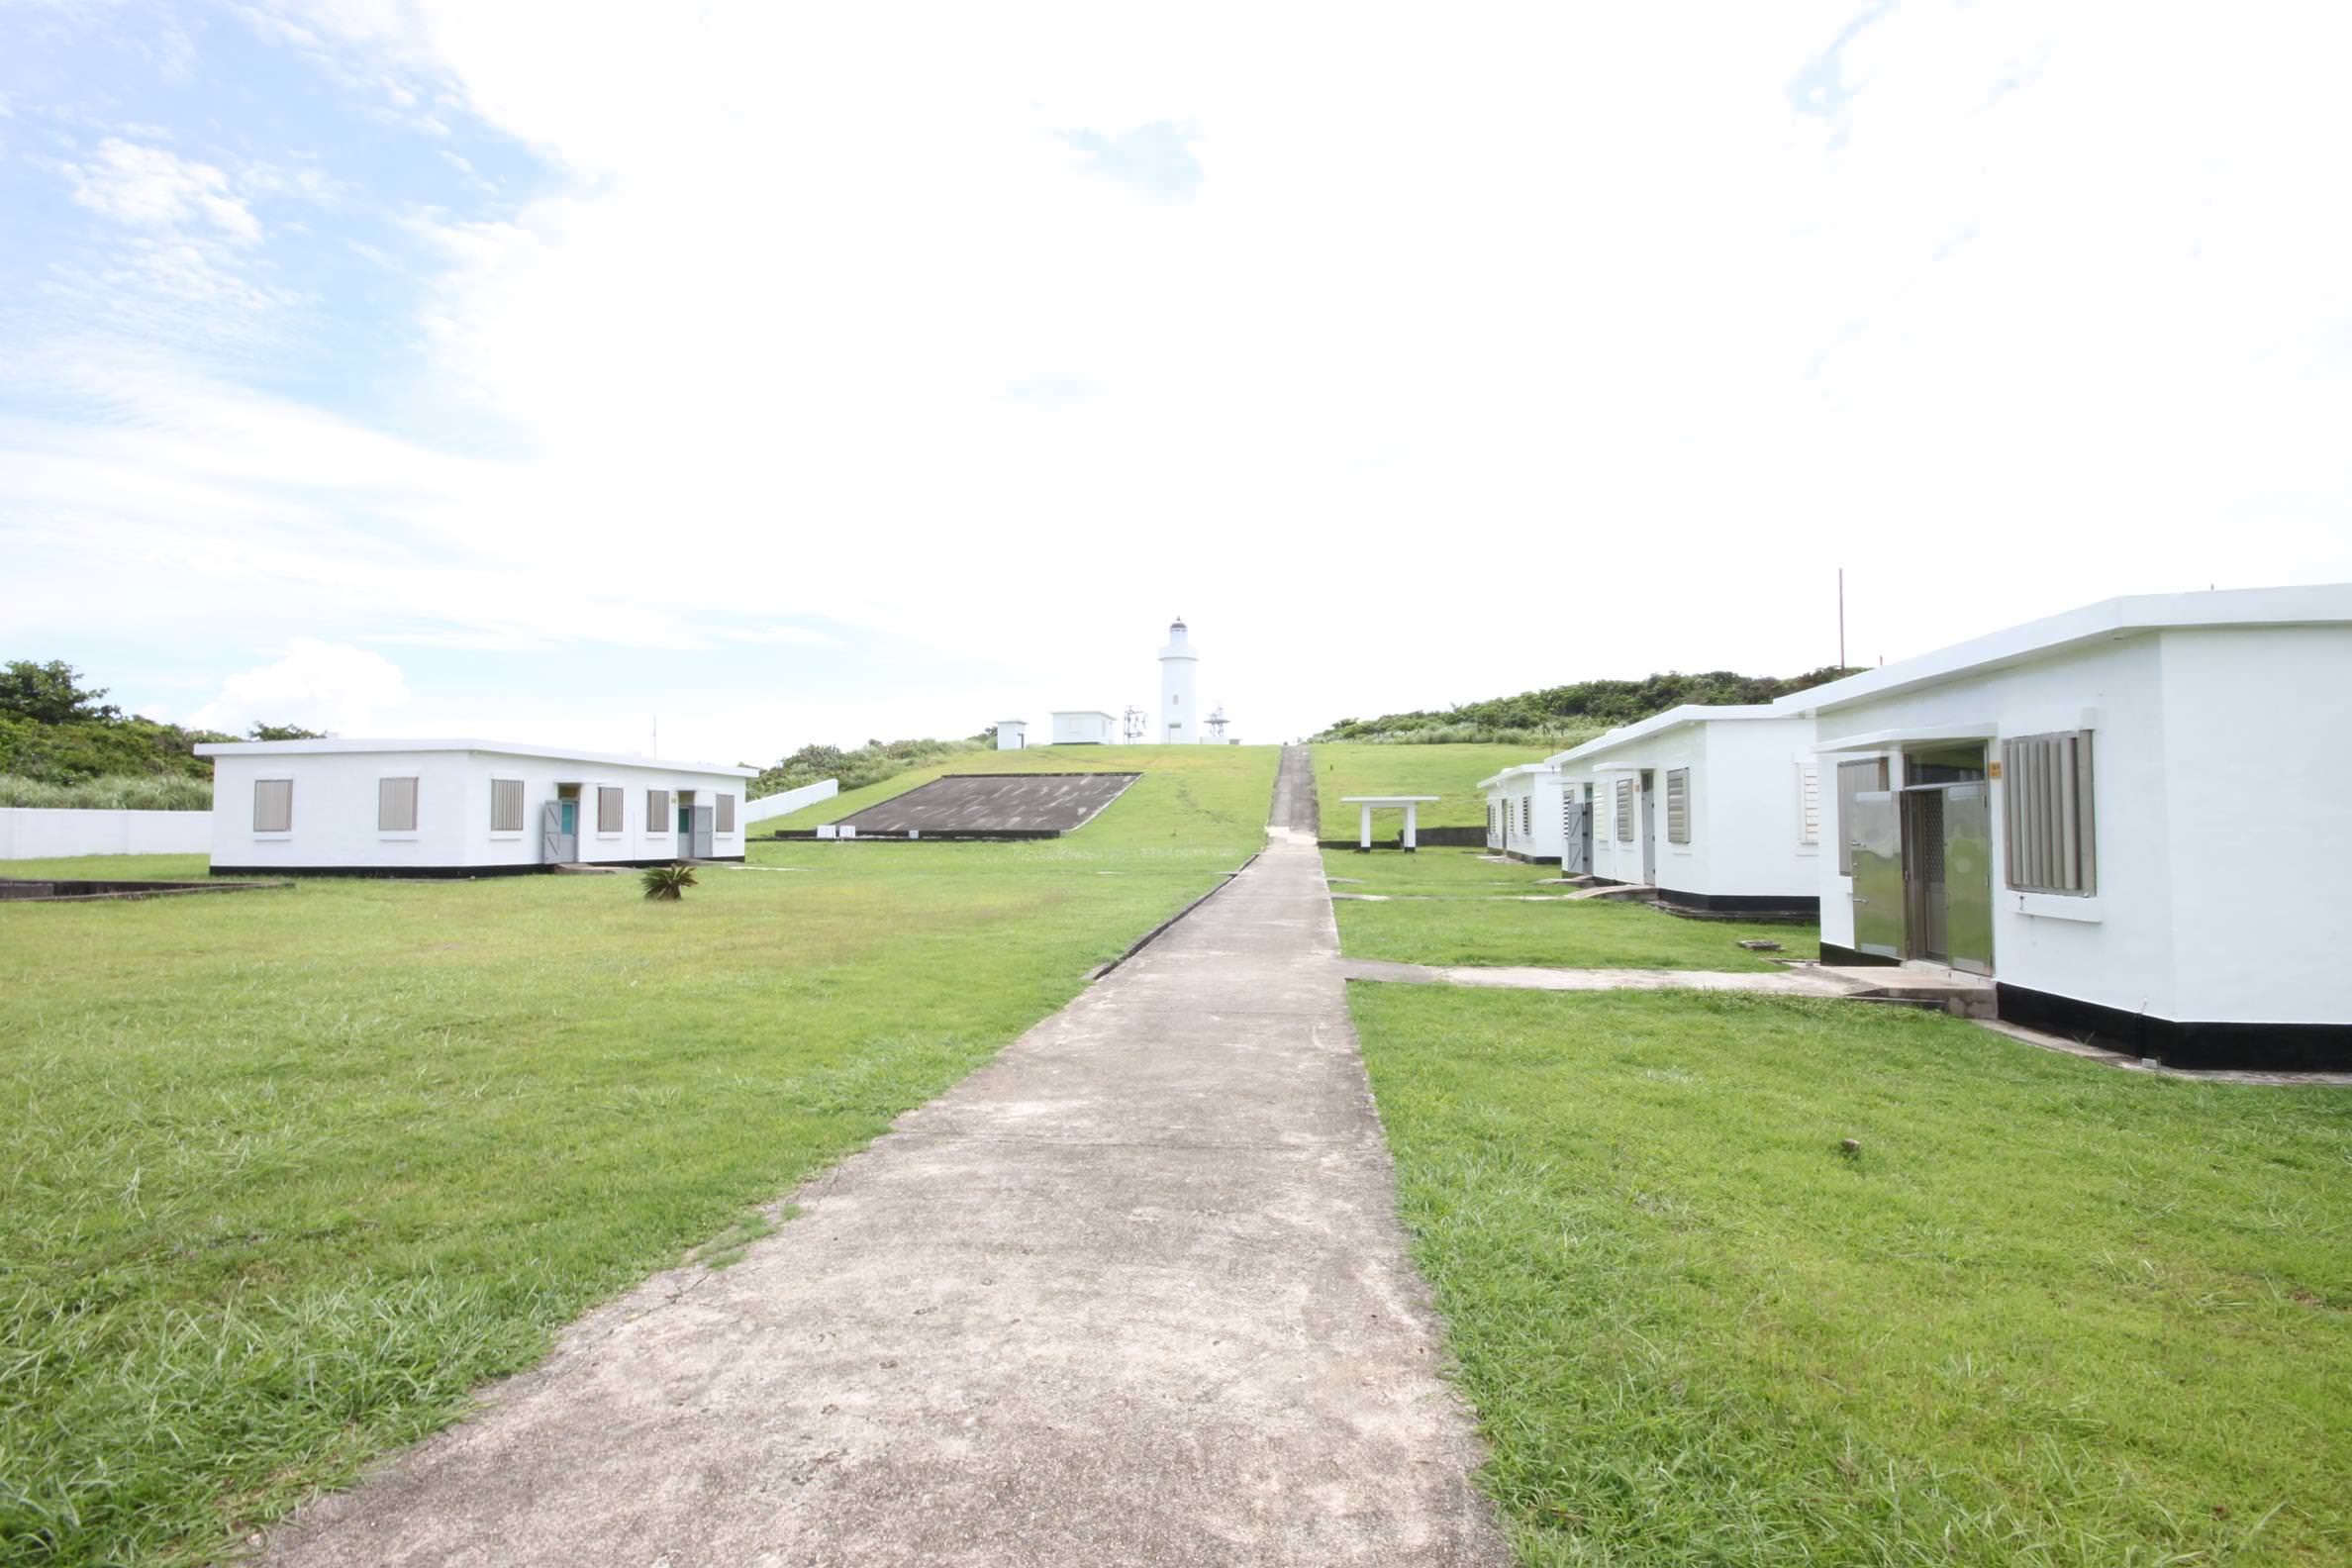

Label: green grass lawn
[0,747,1273,1567]
[1336,893,1817,970]
[1351,984,2352,1566]
[764,741,1276,832]
[1308,741,1556,839]
[1323,844,1564,897]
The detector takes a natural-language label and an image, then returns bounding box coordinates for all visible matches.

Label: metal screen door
[1849,790,1903,958]
[1942,783,1994,975]
[541,801,576,863]
[692,805,715,858]
[1561,801,1591,875]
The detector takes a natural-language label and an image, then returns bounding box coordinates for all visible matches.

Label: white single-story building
[994,720,1028,750]
[195,738,756,877]
[1479,763,1573,865]
[1781,583,2352,1069]
[1051,711,1117,745]
[1545,707,1821,914]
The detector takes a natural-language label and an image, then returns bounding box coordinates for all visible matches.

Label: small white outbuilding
[195,738,756,876]
[1783,583,2352,1068]
[1050,711,1118,745]
[995,720,1028,750]
[1546,707,1822,914]
[1478,763,1573,866]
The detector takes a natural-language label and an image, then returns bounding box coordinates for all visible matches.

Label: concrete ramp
[832,772,1139,838]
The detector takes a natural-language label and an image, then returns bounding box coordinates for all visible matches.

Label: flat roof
[192,737,757,777]
[1779,583,2352,716]
[1543,703,1801,769]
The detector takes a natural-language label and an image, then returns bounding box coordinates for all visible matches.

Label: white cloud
[7,1,2352,750]
[189,639,413,735]
[717,626,843,647]
[66,139,261,243]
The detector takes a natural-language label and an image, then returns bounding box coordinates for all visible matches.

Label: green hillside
[1314,666,1859,744]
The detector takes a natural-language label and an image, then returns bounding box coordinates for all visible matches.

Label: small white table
[1338,796,1441,851]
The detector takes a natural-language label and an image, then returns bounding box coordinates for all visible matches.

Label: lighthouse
[1158,617,1199,744]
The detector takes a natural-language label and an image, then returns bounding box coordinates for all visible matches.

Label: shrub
[640,863,698,902]
[0,773,214,810]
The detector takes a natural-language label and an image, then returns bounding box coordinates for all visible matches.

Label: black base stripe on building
[1993,984,2352,1073]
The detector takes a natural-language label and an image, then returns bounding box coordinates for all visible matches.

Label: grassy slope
[1352,984,2352,1566]
[764,742,1276,832]
[1308,741,1550,837]
[0,746,1274,1567]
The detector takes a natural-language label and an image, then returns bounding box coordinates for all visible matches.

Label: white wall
[1487,770,1566,861]
[1051,713,1116,744]
[742,778,839,825]
[208,748,748,871]
[2157,625,2352,1024]
[1813,636,2183,1019]
[1692,719,1821,899]
[0,808,212,861]
[1568,719,1816,899]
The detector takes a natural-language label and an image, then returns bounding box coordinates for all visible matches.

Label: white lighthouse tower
[1158,617,1199,744]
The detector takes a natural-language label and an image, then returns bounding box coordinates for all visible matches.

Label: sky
[2,0,2348,765]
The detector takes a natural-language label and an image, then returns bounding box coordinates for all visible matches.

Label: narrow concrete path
[261,749,1507,1567]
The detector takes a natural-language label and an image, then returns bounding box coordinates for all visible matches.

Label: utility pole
[1837,568,1846,670]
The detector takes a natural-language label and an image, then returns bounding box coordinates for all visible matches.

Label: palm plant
[640,862,698,902]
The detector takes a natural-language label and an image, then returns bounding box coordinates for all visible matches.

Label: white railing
[740,778,839,825]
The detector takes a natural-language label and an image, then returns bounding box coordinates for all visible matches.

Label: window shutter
[2002,732,2095,895]
[716,793,736,833]
[1615,779,1634,841]
[1665,768,1690,844]
[378,776,418,832]
[252,778,292,833]
[598,786,624,833]
[647,788,669,830]
[1797,764,1819,844]
[491,778,524,833]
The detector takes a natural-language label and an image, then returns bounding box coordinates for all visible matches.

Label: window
[1665,768,1691,844]
[252,778,292,833]
[646,788,669,831]
[2003,731,2096,895]
[1614,778,1634,841]
[1797,764,1820,845]
[1835,757,1889,875]
[378,776,419,833]
[716,793,735,833]
[1519,796,1531,835]
[597,786,624,833]
[491,778,525,833]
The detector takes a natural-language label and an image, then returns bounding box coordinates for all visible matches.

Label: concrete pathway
[261,748,1507,1567]
[1338,957,1997,1016]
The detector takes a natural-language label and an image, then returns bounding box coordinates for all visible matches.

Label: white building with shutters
[1479,762,1572,864]
[1050,711,1118,745]
[1544,708,1822,914]
[1781,583,2352,1069]
[194,738,755,877]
